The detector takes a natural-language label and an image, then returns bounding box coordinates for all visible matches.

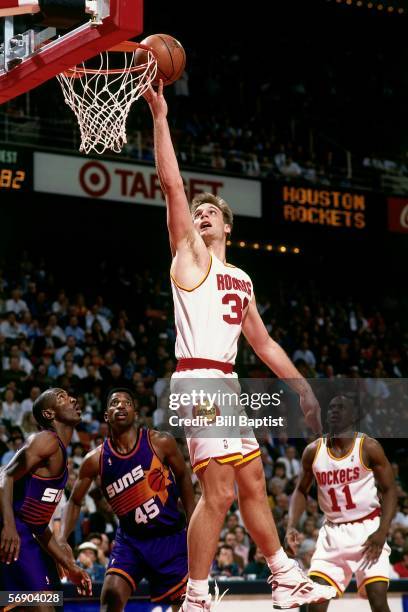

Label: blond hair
[190,192,233,234]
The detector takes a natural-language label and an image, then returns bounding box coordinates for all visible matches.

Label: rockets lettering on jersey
[100,428,183,535]
[13,433,68,532]
[312,433,380,523]
[171,254,253,364]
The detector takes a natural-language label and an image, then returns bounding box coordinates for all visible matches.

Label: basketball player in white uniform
[286,395,397,612]
[144,81,336,610]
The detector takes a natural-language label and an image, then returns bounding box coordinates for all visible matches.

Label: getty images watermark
[167,389,285,428]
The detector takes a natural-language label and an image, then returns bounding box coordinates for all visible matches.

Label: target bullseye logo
[79,161,111,197]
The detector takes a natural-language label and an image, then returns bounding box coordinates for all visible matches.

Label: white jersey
[171,254,253,364]
[312,433,380,524]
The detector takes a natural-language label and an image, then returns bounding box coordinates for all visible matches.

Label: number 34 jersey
[100,428,184,537]
[171,254,253,364]
[312,433,380,524]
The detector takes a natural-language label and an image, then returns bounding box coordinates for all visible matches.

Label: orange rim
[61,41,157,78]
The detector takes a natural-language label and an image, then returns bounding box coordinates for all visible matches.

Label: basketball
[148,467,166,492]
[135,33,186,86]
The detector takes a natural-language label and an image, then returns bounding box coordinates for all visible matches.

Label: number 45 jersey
[312,433,381,524]
[171,254,253,364]
[100,428,185,537]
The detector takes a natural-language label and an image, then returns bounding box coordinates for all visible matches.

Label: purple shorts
[106,527,188,604]
[0,517,59,592]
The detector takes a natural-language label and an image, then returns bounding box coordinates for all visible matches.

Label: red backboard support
[0,0,143,104]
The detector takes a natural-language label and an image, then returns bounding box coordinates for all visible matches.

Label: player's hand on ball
[362,530,386,566]
[0,521,20,563]
[300,390,322,434]
[284,527,301,556]
[66,563,93,596]
[143,79,168,119]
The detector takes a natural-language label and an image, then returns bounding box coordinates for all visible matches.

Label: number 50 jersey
[171,253,253,365]
[100,428,184,537]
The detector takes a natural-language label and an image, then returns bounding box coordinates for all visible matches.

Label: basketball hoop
[56,42,157,155]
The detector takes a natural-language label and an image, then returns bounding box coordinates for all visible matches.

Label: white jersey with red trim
[312,434,380,524]
[171,254,253,364]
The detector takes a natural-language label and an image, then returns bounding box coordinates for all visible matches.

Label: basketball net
[57,43,157,155]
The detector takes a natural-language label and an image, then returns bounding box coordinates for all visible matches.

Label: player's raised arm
[0,431,59,563]
[361,437,397,564]
[285,442,318,555]
[59,447,101,543]
[242,297,322,433]
[144,81,205,260]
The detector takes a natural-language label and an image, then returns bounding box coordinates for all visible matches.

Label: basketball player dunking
[0,388,92,612]
[286,395,397,612]
[144,81,336,610]
[58,388,193,612]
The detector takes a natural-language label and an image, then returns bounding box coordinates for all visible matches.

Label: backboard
[0,0,143,104]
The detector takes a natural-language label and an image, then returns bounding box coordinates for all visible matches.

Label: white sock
[187,578,209,599]
[266,547,294,573]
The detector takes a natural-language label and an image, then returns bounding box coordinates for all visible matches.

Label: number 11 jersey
[171,254,253,364]
[312,433,380,523]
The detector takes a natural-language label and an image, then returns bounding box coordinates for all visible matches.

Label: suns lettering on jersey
[41,488,64,503]
[105,464,144,499]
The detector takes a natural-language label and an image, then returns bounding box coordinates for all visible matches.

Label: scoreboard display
[0,147,32,191]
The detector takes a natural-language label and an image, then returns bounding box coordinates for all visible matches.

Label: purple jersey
[13,432,68,534]
[100,428,184,537]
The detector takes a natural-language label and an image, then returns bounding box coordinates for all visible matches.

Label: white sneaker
[268,563,337,609]
[179,594,212,611]
[179,582,227,611]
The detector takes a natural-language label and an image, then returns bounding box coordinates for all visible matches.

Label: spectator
[1,389,23,426]
[392,499,408,529]
[0,312,23,339]
[1,432,25,466]
[393,548,408,578]
[389,529,407,564]
[20,386,41,417]
[276,446,301,480]
[224,531,245,572]
[6,288,28,315]
[211,545,240,578]
[243,546,270,579]
[292,341,317,370]
[76,541,106,582]
[233,525,250,566]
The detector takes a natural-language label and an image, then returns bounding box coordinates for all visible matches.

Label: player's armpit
[170,239,210,290]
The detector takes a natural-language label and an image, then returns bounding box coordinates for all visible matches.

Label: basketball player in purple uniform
[0,388,91,610]
[59,388,194,612]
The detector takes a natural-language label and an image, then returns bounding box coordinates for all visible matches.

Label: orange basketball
[148,467,166,492]
[135,33,186,86]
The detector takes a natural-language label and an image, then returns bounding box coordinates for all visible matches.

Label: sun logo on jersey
[145,455,172,507]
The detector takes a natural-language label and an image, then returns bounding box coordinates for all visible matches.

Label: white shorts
[171,368,260,473]
[309,514,390,595]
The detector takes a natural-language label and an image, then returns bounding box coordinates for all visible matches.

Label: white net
[57,47,157,155]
